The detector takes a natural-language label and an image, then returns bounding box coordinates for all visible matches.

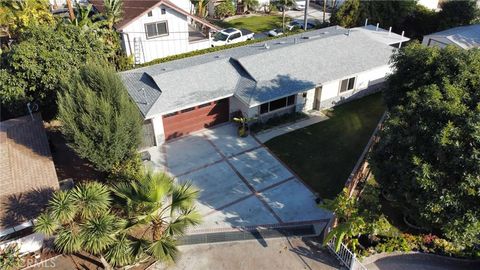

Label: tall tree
[437,0,479,29]
[281,0,295,31]
[112,170,202,262]
[370,43,480,247]
[330,0,360,28]
[57,62,142,172]
[0,0,54,39]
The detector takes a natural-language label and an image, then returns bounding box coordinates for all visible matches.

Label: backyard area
[265,93,386,199]
[216,14,286,33]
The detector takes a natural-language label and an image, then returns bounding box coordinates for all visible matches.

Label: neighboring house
[90,0,220,64]
[121,25,408,146]
[328,0,439,10]
[422,24,480,49]
[0,114,59,254]
[208,0,270,16]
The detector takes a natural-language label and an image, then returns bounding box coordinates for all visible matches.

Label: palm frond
[34,212,59,236]
[48,190,76,224]
[147,237,178,262]
[165,207,202,236]
[104,234,136,267]
[71,182,111,219]
[79,212,118,254]
[170,182,199,212]
[54,227,83,254]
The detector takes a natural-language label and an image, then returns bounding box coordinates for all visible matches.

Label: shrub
[215,1,235,18]
[250,112,308,133]
[0,244,22,270]
[375,236,411,253]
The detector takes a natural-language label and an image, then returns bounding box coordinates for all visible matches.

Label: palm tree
[102,0,123,29]
[35,182,134,269]
[192,0,210,17]
[112,170,202,262]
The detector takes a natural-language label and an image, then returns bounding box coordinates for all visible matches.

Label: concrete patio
[150,124,331,234]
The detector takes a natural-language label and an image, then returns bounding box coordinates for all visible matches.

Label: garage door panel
[163,98,229,140]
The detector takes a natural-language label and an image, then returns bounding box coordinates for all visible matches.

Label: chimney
[376,23,379,31]
[389,27,392,36]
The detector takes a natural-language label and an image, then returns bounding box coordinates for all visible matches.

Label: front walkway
[255,111,328,143]
[148,124,331,234]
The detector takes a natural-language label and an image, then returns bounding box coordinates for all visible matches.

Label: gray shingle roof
[121,26,404,118]
[425,24,480,49]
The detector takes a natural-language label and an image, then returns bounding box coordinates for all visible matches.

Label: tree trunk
[152,221,165,241]
[66,0,75,21]
[100,255,112,270]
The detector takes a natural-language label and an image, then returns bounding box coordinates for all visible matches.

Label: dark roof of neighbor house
[89,0,219,30]
[121,26,409,118]
[424,24,480,49]
[0,114,59,233]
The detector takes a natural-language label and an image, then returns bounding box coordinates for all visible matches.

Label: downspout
[122,31,133,59]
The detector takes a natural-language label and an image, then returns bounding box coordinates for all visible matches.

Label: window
[147,11,153,17]
[259,95,296,114]
[145,21,169,39]
[229,32,241,40]
[161,8,166,14]
[163,112,178,118]
[181,107,195,113]
[339,77,356,93]
[198,102,211,108]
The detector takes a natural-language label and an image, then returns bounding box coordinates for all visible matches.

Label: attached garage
[162,98,229,140]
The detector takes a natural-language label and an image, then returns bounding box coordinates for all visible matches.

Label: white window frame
[145,21,169,39]
[339,76,356,94]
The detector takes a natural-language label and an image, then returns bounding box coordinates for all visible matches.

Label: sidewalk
[255,111,328,143]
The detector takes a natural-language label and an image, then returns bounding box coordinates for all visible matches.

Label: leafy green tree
[437,0,479,29]
[243,0,259,11]
[358,0,416,31]
[57,62,142,172]
[0,24,110,119]
[215,1,235,18]
[370,43,480,248]
[112,170,202,262]
[34,182,134,269]
[330,0,360,28]
[0,0,54,39]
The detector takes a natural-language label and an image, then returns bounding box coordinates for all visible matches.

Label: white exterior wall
[121,5,210,64]
[301,89,316,112]
[0,233,44,254]
[422,36,453,48]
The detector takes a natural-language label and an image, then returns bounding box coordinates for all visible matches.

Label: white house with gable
[90,0,219,64]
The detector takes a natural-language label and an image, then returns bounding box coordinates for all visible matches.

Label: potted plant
[233,116,253,137]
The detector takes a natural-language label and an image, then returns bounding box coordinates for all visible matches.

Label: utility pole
[66,0,75,21]
[303,0,310,31]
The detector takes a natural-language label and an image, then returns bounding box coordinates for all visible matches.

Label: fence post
[350,253,356,270]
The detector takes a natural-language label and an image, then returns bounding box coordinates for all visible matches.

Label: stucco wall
[150,115,165,145]
[0,233,44,254]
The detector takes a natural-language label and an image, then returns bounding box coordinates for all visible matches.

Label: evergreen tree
[57,62,142,172]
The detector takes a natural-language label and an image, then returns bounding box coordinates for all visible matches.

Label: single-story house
[0,114,59,254]
[90,0,220,64]
[422,24,480,49]
[121,25,409,147]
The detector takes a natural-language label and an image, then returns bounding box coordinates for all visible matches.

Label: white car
[293,0,306,10]
[267,28,284,37]
[211,28,254,47]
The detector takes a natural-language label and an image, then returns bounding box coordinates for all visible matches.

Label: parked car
[287,20,316,31]
[293,0,306,10]
[268,28,284,37]
[211,28,254,47]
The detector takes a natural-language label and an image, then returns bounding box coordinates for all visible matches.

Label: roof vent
[264,43,270,49]
[276,41,287,44]
[322,31,329,35]
[139,87,148,105]
[215,54,224,59]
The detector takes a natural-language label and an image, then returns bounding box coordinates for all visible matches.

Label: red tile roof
[89,0,219,30]
[0,114,59,231]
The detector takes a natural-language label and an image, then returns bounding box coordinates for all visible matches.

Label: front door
[313,86,322,110]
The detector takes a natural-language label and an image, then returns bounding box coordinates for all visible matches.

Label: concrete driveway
[162,124,331,233]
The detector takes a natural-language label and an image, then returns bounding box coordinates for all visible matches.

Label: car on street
[211,28,254,47]
[293,0,306,10]
[287,20,316,31]
[267,28,284,37]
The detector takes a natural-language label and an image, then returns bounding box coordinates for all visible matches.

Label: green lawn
[265,93,386,199]
[217,15,285,33]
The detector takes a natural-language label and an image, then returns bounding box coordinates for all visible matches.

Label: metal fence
[326,237,367,270]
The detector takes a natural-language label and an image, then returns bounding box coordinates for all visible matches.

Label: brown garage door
[163,98,229,140]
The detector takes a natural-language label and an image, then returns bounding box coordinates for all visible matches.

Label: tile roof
[0,114,59,232]
[121,26,407,117]
[425,24,480,49]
